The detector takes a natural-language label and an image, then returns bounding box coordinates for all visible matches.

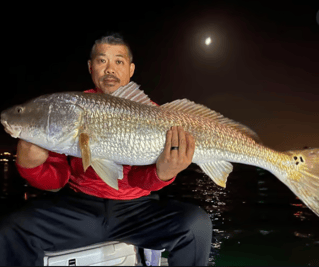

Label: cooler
[43,241,137,266]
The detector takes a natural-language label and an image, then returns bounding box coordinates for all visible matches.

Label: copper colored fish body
[1,82,319,216]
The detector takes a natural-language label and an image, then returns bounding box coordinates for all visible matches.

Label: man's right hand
[16,140,49,168]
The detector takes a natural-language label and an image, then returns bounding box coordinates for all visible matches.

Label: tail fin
[283,148,319,217]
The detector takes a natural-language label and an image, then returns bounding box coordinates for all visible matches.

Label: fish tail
[282,148,319,216]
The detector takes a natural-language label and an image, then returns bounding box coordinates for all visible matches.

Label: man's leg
[0,188,108,266]
[0,188,212,266]
[106,194,213,266]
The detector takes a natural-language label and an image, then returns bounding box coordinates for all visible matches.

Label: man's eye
[116,60,124,65]
[99,59,106,63]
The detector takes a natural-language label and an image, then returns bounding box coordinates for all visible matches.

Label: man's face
[88,44,135,94]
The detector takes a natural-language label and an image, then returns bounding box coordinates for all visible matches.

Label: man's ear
[129,63,135,78]
[88,60,92,74]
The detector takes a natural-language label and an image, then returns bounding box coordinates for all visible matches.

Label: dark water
[160,164,319,266]
[1,154,319,266]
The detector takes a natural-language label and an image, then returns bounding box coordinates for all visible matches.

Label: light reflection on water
[160,163,319,266]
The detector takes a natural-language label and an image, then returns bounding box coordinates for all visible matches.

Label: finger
[185,132,196,160]
[177,126,186,156]
[163,129,173,157]
[170,126,179,151]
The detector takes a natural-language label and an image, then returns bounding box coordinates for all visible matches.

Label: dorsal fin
[161,99,261,143]
[111,82,157,106]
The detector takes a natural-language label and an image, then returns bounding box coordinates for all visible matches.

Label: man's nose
[104,62,115,74]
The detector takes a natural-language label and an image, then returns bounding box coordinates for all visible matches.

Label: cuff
[16,161,44,178]
[150,165,176,190]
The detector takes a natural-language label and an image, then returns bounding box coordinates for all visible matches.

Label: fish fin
[111,81,157,106]
[280,148,319,217]
[161,99,261,143]
[79,133,91,172]
[198,161,233,188]
[91,159,124,190]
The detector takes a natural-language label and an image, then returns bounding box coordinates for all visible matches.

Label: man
[0,35,212,266]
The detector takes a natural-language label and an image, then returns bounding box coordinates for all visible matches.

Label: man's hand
[156,126,195,181]
[16,140,49,168]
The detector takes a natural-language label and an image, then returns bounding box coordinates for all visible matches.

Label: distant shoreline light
[0,151,16,162]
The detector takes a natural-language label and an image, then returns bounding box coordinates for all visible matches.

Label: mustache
[100,74,120,83]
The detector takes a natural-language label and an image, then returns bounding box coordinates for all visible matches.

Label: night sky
[1,1,319,151]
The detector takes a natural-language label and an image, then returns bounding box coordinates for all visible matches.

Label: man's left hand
[156,126,195,181]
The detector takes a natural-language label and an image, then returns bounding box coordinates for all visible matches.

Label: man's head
[88,34,135,94]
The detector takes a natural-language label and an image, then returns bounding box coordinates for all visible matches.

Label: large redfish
[1,82,319,216]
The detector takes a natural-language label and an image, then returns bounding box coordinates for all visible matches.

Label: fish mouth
[1,119,21,138]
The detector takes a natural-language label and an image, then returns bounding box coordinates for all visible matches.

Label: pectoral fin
[198,161,233,188]
[79,133,91,172]
[91,159,123,190]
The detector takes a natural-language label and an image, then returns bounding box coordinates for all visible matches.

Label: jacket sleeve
[16,151,71,190]
[126,164,175,191]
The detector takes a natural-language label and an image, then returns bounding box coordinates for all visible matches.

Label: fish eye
[16,107,24,114]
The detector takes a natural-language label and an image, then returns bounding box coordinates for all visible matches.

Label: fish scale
[25,92,280,167]
[80,94,277,168]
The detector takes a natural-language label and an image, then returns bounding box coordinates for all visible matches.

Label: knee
[190,206,212,236]
[0,214,19,247]
[0,213,15,232]
[178,204,213,238]
[0,213,43,266]
[0,211,31,237]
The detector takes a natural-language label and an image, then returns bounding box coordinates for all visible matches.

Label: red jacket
[16,88,175,200]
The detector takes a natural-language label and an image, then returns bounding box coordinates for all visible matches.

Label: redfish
[1,82,318,216]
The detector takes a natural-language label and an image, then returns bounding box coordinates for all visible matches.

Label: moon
[205,37,212,46]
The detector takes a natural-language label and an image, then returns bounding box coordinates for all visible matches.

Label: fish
[1,82,319,216]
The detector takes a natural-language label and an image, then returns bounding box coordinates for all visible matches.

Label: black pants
[0,187,212,266]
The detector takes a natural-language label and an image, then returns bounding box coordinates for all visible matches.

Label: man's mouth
[102,74,120,84]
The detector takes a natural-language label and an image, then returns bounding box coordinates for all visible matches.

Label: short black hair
[90,33,133,63]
